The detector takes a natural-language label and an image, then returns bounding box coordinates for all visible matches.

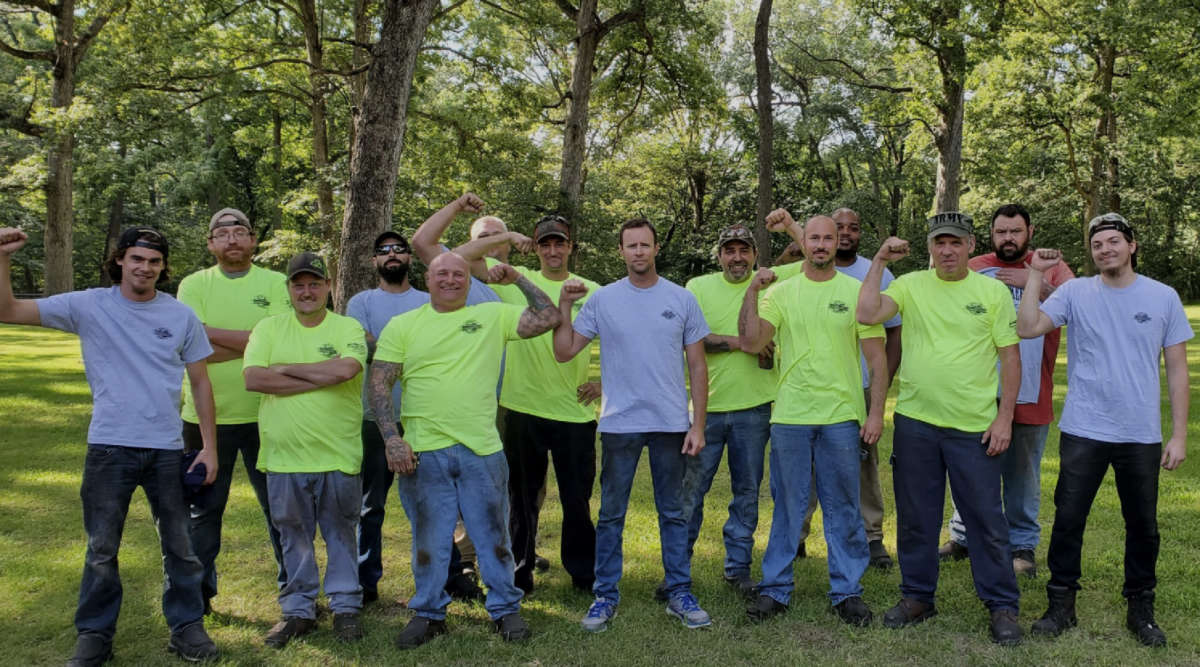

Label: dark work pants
[503,409,597,590]
[1047,432,1161,597]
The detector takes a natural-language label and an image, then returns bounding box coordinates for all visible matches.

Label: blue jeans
[891,414,1019,612]
[183,421,286,601]
[594,432,691,603]
[76,445,205,640]
[682,403,770,578]
[396,445,523,620]
[758,422,868,605]
[948,422,1049,552]
[267,471,363,619]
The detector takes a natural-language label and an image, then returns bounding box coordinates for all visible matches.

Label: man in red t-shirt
[939,204,1074,577]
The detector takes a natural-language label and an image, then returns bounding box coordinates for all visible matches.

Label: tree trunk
[299,0,336,240]
[348,0,373,159]
[753,0,774,265]
[932,40,965,214]
[100,145,126,286]
[558,0,602,219]
[333,0,439,311]
[43,0,78,295]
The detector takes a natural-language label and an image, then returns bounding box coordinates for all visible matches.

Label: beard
[378,260,410,285]
[996,241,1028,263]
[835,247,857,262]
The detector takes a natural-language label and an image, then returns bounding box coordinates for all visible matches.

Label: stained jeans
[758,422,868,605]
[396,445,523,621]
[1047,432,1161,597]
[267,471,363,619]
[594,432,691,603]
[947,422,1050,552]
[75,445,205,640]
[183,421,286,600]
[682,403,771,579]
[891,414,1019,612]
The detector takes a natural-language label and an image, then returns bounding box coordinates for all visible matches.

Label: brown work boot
[938,540,968,562]
[882,598,938,628]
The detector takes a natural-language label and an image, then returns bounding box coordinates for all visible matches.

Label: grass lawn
[2,310,1200,666]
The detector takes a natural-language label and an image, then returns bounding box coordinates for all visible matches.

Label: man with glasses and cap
[1019,213,1191,648]
[677,223,777,598]
[344,230,430,604]
[243,252,369,648]
[0,225,220,665]
[177,207,292,614]
[498,215,602,595]
[856,211,1024,646]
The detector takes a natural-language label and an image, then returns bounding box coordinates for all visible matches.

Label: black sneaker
[167,621,219,662]
[746,594,788,622]
[535,555,551,572]
[264,616,316,649]
[653,580,669,602]
[395,616,447,649]
[445,571,484,602]
[493,612,532,641]
[362,589,380,605]
[938,540,968,562]
[834,596,873,627]
[724,573,756,599]
[868,540,894,570]
[883,598,938,628]
[332,613,364,642]
[67,633,112,667]
[990,609,1023,646]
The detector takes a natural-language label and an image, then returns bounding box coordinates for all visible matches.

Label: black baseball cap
[116,227,169,260]
[1087,212,1134,240]
[373,230,411,253]
[534,215,571,243]
[286,252,329,280]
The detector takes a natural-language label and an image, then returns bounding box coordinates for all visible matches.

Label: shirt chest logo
[661,310,677,320]
[965,302,988,315]
[1134,312,1151,324]
[318,344,339,359]
[153,327,173,339]
[828,300,849,313]
[253,295,271,308]
[461,319,482,334]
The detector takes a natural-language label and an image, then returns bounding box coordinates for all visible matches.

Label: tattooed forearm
[516,276,562,338]
[703,334,736,353]
[737,288,763,352]
[368,361,402,440]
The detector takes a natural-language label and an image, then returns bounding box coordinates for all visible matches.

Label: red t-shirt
[968,252,1075,424]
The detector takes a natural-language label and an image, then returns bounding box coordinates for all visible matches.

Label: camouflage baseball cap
[286,252,328,280]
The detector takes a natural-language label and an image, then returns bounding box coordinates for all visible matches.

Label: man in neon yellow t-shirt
[498,215,601,595]
[738,213,886,627]
[857,211,1023,646]
[243,253,368,648]
[177,207,292,612]
[679,223,776,597]
[368,251,561,649]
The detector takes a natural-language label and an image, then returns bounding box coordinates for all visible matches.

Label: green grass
[2,310,1200,666]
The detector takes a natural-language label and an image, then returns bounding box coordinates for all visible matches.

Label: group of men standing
[0,191,1189,663]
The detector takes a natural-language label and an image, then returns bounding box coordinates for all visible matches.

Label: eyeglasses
[375,244,410,256]
[210,228,251,242]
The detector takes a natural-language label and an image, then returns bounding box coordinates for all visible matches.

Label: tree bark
[558,0,601,218]
[753,0,774,265]
[333,0,439,311]
[932,35,965,214]
[298,0,336,241]
[43,0,79,295]
[100,145,126,287]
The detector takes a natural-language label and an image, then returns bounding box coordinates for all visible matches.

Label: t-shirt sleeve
[340,318,369,372]
[374,315,407,365]
[345,292,369,330]
[991,285,1020,347]
[857,321,885,340]
[573,294,600,340]
[681,291,710,345]
[760,286,783,330]
[1162,289,1195,348]
[1039,279,1072,327]
[34,291,85,334]
[880,267,902,328]
[242,318,272,369]
[882,275,907,315]
[1048,261,1076,287]
[176,274,205,321]
[500,302,525,341]
[180,308,214,363]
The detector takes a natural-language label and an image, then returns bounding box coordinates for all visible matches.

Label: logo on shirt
[318,344,339,359]
[347,342,366,355]
[661,310,677,320]
[965,302,988,315]
[253,295,271,308]
[1134,312,1151,324]
[461,319,482,334]
[153,327,173,339]
[828,300,849,313]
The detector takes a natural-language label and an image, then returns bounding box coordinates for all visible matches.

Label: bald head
[831,208,862,260]
[801,216,837,269]
[426,251,472,311]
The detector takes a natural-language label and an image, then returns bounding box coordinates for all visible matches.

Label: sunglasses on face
[375,244,410,256]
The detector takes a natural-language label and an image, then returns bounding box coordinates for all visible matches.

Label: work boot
[868,539,893,570]
[746,594,788,623]
[167,621,218,662]
[834,596,873,627]
[67,633,112,667]
[395,617,447,649]
[1126,591,1167,647]
[938,540,968,562]
[882,598,937,628]
[493,612,532,641]
[989,609,1023,645]
[1012,549,1037,578]
[332,613,364,642]
[1030,584,1077,638]
[264,617,316,649]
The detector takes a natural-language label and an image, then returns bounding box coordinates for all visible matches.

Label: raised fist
[874,237,909,263]
[1029,248,1062,273]
[487,263,520,285]
[457,192,485,213]
[764,208,796,233]
[560,278,589,304]
[0,227,28,256]
[750,267,777,291]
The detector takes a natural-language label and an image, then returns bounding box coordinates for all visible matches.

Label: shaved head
[430,251,470,273]
[470,216,508,240]
[426,251,472,311]
[801,216,838,270]
[805,215,837,235]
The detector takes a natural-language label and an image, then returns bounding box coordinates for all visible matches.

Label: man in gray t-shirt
[553,218,712,633]
[1018,213,1192,649]
[0,226,220,664]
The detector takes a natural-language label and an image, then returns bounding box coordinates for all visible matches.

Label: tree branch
[74,1,130,65]
[553,0,579,21]
[0,36,54,61]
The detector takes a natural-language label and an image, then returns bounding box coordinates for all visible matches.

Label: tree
[752,0,773,261]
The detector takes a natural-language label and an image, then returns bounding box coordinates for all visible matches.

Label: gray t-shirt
[37,286,213,449]
[346,286,431,421]
[837,255,900,388]
[573,276,710,433]
[1040,275,1194,443]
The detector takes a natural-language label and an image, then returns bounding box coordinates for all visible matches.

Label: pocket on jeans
[87,444,118,459]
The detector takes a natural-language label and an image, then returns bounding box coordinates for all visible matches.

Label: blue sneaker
[582,597,617,632]
[667,592,712,629]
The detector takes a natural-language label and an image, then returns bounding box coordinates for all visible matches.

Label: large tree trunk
[558,0,601,218]
[333,0,439,311]
[299,0,336,238]
[932,38,965,214]
[44,1,79,295]
[753,0,773,265]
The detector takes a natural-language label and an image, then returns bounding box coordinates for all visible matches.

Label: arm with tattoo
[368,360,417,475]
[513,274,562,338]
[703,334,742,353]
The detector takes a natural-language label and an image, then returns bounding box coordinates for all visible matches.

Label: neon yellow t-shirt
[500,267,601,422]
[771,260,805,283]
[685,272,777,412]
[884,269,1019,431]
[243,311,367,474]
[375,301,523,455]
[761,271,884,425]
[178,264,291,424]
